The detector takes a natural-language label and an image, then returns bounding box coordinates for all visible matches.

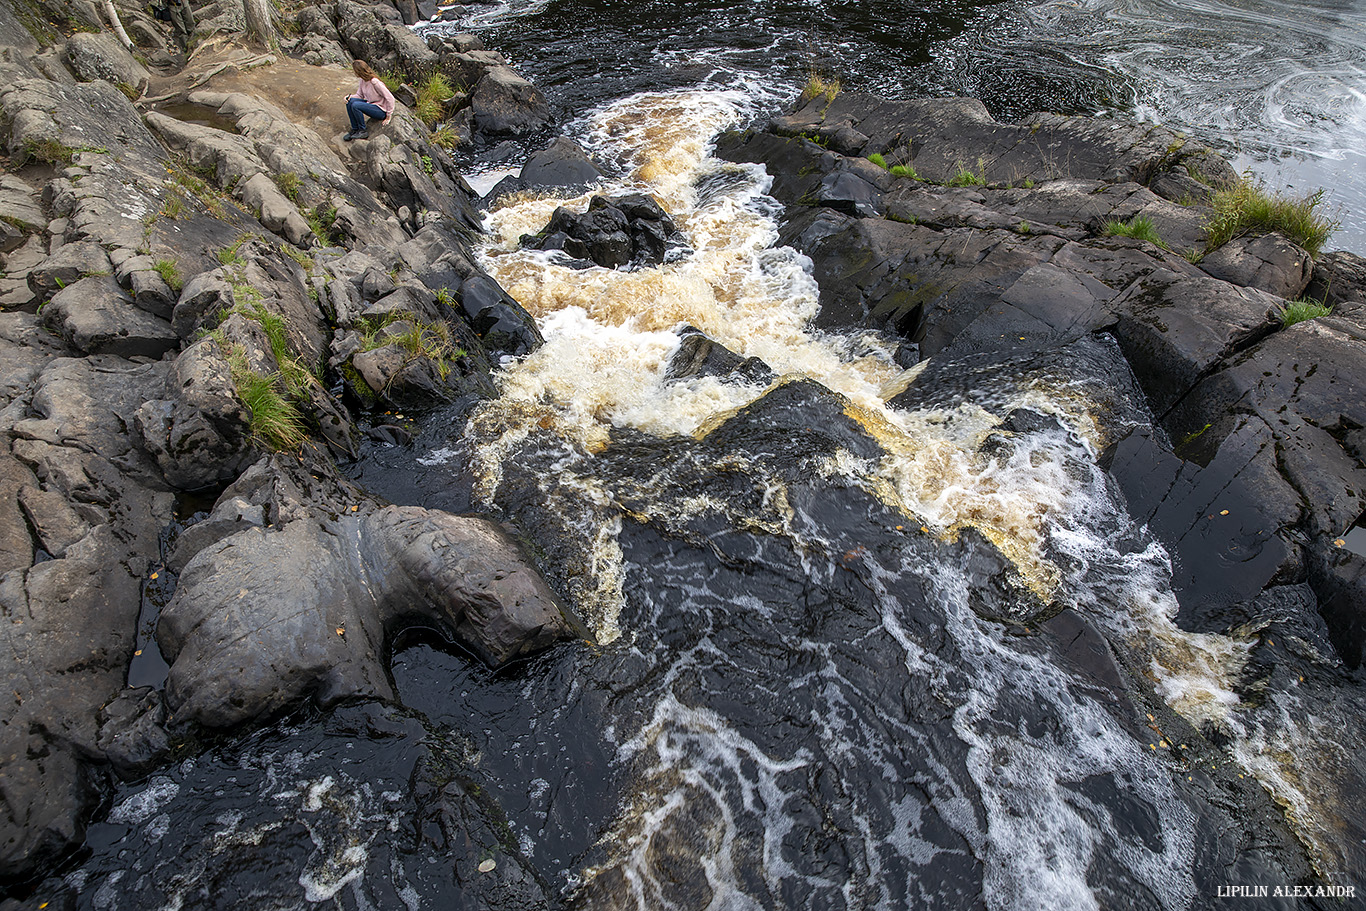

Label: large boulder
[64,31,150,94]
[39,274,180,359]
[1198,233,1314,300]
[1110,270,1283,417]
[520,194,684,270]
[469,65,551,137]
[159,480,581,728]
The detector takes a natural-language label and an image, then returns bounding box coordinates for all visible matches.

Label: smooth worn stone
[1199,233,1314,300]
[666,326,774,385]
[469,65,551,137]
[159,503,579,729]
[0,173,45,235]
[1110,270,1282,417]
[1305,249,1366,306]
[27,241,111,302]
[64,31,150,93]
[519,136,603,191]
[133,334,256,492]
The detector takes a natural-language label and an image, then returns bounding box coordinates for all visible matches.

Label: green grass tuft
[274,171,301,203]
[889,164,919,180]
[1204,174,1338,257]
[1104,215,1168,249]
[947,162,986,188]
[226,348,306,450]
[416,74,456,128]
[1281,298,1331,327]
[153,258,183,291]
[799,73,840,105]
[867,152,888,170]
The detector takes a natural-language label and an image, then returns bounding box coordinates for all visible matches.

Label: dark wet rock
[952,525,1056,625]
[366,423,412,446]
[522,194,685,270]
[95,688,172,780]
[1110,270,1283,417]
[39,274,180,359]
[1310,547,1366,669]
[469,65,551,137]
[1164,317,1366,541]
[1305,249,1366,306]
[1102,427,1296,631]
[1198,233,1313,300]
[666,326,774,385]
[815,157,890,218]
[64,31,150,93]
[771,92,1236,188]
[166,495,265,574]
[519,136,603,191]
[703,378,884,465]
[455,272,543,356]
[159,462,579,728]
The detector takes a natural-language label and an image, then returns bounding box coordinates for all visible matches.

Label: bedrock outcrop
[0,2,569,887]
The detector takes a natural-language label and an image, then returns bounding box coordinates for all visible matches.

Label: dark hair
[352,60,378,81]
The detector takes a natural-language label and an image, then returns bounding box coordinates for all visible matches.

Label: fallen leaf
[1334,538,1346,547]
[1219,509,1229,516]
[149,572,159,580]
[478,859,496,873]
[336,627,345,636]
[134,649,142,657]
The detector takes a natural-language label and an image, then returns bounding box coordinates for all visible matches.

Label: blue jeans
[347,98,386,132]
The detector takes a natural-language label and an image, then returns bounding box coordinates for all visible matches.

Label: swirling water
[452,0,1366,249]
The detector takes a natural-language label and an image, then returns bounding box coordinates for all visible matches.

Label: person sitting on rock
[344,60,395,141]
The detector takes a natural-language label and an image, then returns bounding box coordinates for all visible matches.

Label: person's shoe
[353,128,369,140]
[343,130,358,141]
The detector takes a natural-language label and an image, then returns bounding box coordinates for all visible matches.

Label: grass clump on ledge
[416,74,457,128]
[1104,215,1168,250]
[1281,298,1331,328]
[889,164,919,180]
[800,73,840,105]
[224,346,307,450]
[1204,174,1338,257]
[153,258,183,291]
[947,162,986,188]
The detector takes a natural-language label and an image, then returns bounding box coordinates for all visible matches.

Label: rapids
[58,84,1356,909]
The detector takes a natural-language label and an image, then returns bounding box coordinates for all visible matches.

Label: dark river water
[461,0,1366,251]
[35,2,1366,910]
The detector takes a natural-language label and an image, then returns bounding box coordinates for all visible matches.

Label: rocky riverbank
[0,0,574,891]
[0,0,1363,902]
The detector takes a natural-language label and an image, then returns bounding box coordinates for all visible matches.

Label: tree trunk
[101,0,133,48]
[242,0,277,50]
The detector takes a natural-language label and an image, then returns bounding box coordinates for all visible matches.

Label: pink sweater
[355,77,396,116]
